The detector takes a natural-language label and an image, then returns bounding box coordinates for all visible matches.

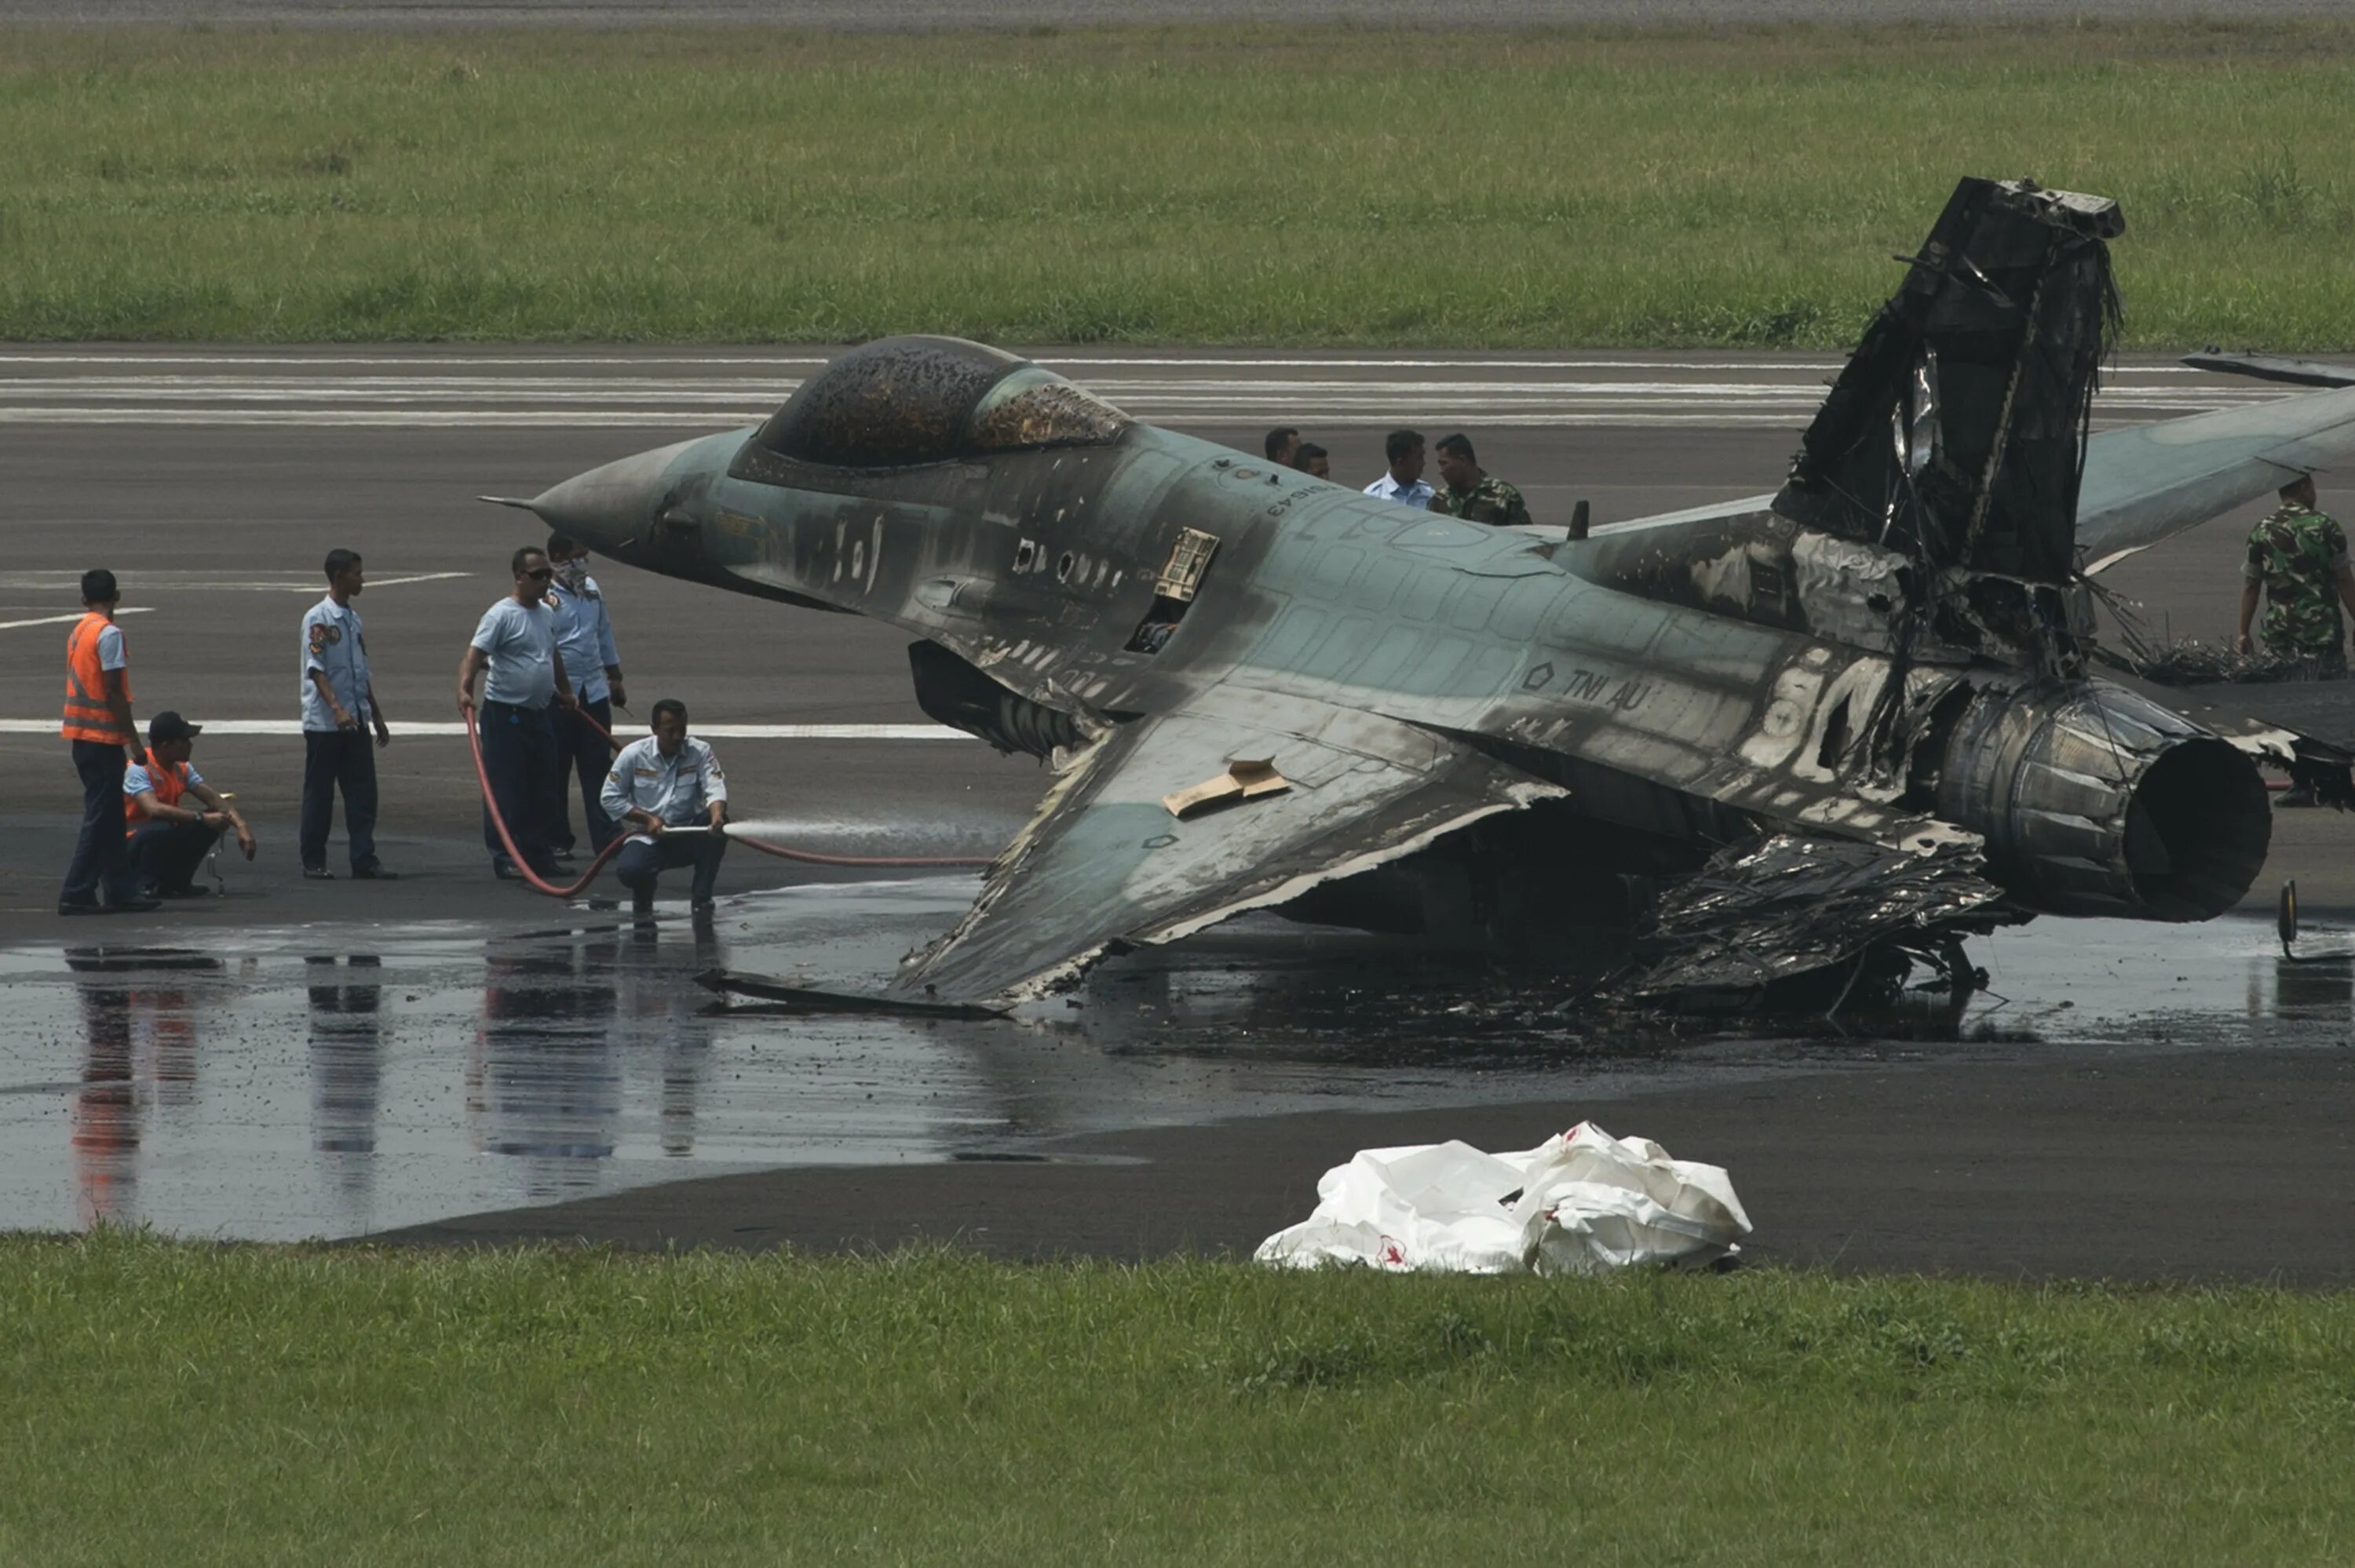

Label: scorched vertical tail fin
[1774,177,2123,584]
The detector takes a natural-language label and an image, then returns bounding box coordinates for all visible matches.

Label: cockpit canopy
[750,335,1128,471]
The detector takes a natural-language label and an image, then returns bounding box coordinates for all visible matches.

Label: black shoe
[350,864,399,881]
[492,860,520,881]
[631,890,655,921]
[104,895,162,913]
[57,898,104,917]
[526,858,564,883]
[303,865,336,881]
[691,897,716,922]
[2278,785,2319,808]
[156,885,212,899]
[550,845,577,862]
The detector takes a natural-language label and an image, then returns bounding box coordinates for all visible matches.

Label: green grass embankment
[2,24,2353,347]
[3,1234,2353,1563]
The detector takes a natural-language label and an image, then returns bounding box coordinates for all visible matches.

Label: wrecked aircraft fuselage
[519,177,2353,1004]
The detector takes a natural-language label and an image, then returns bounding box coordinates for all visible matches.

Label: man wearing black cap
[124,713,256,899]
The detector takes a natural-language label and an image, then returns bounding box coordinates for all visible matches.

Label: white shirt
[470,597,560,709]
[547,576,620,706]
[601,735,728,846]
[301,596,372,732]
[1364,473,1437,509]
[94,622,126,671]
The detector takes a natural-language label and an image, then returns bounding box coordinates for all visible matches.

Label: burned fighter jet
[510,177,2355,1003]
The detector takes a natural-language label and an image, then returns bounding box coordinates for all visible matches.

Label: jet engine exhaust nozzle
[1936,682,2270,921]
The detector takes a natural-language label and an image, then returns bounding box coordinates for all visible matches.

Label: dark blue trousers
[300,729,380,872]
[477,700,561,876]
[62,740,136,906]
[129,819,222,895]
[613,831,728,902]
[550,696,618,854]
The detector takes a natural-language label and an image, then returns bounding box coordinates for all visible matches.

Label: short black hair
[512,545,549,577]
[1385,428,1424,464]
[323,548,362,581]
[1264,427,1300,461]
[2282,474,2316,500]
[80,568,118,603]
[546,533,581,557]
[1296,442,1327,465]
[1436,432,1476,463]
[651,698,688,726]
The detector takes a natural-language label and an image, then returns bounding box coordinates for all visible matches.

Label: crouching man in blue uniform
[601,698,728,921]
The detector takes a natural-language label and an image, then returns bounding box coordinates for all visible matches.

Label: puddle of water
[0,880,2342,1242]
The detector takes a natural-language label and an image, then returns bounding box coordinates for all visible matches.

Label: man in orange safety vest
[60,569,159,916]
[125,712,257,899]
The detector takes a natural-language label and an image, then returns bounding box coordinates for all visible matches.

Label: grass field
[2,24,2354,347]
[3,1234,2353,1564]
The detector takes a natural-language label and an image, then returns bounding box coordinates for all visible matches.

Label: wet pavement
[4,873,2351,1245]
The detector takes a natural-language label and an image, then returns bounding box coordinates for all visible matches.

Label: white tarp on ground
[1254,1122,1751,1275]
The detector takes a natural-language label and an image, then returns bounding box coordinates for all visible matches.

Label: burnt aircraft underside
[520,176,2355,1005]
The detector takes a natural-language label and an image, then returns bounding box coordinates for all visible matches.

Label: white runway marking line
[0,607,155,632]
[0,354,834,369]
[0,376,2260,399]
[0,719,970,740]
[0,356,2291,429]
[0,407,2280,432]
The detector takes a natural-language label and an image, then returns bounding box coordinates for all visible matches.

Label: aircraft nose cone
[529,437,699,555]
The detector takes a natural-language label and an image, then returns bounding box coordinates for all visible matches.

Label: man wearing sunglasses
[455,546,575,882]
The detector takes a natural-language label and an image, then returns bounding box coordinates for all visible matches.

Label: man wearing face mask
[544,534,626,861]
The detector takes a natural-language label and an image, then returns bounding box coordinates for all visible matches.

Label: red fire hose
[463,704,994,900]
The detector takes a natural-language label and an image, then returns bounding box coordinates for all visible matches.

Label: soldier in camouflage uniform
[2237,474,2355,680]
[2239,475,2355,807]
[1428,432,1533,527]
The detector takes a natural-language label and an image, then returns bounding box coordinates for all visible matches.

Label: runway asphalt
[390,1041,2355,1284]
[6,0,2343,25]
[5,345,2353,1272]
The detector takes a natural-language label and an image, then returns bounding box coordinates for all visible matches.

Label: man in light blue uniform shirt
[300,549,395,881]
[545,533,626,861]
[1363,428,1435,508]
[601,698,729,921]
[455,546,574,882]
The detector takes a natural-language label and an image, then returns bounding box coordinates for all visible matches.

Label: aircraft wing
[2076,384,2355,574]
[894,687,1565,1002]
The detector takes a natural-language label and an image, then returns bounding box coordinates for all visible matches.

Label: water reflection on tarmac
[0,877,2347,1242]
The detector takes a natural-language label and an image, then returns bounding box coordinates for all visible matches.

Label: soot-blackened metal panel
[1775,177,2121,584]
[751,335,1024,471]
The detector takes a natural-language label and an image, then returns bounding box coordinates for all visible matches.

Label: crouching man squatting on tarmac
[601,698,728,920]
[126,711,257,899]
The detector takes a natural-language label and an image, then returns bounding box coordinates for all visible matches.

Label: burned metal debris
[1631,831,2008,997]
[1779,178,2121,591]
